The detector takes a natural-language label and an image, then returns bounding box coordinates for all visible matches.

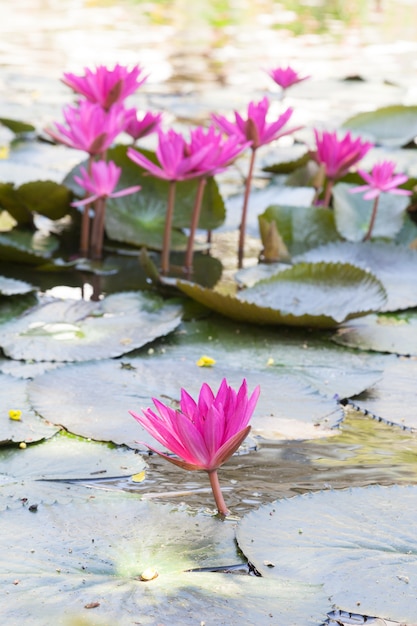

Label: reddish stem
[207,469,230,516]
[161,180,177,275]
[79,156,94,257]
[238,147,257,269]
[323,178,334,208]
[185,176,207,275]
[90,197,106,260]
[363,196,380,241]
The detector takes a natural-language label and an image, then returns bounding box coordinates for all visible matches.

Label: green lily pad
[236,484,417,622]
[0,229,60,264]
[0,373,59,444]
[0,117,35,134]
[298,242,417,312]
[333,312,417,356]
[259,204,341,255]
[0,292,38,326]
[177,262,387,328]
[0,495,328,625]
[28,354,343,448]
[0,434,145,483]
[332,182,409,242]
[17,180,72,221]
[346,358,417,431]
[343,105,417,147]
[0,275,36,296]
[0,292,182,362]
[262,145,311,174]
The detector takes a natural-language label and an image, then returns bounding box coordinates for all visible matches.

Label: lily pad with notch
[236,484,417,623]
[0,495,328,625]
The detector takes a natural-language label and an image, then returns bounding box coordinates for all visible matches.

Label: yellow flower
[196,355,216,367]
[9,410,22,421]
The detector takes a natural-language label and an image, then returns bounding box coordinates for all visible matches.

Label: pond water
[1,3,417,624]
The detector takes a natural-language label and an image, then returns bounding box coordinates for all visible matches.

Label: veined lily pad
[177,262,387,328]
[0,275,36,296]
[333,312,417,356]
[345,358,417,431]
[332,182,409,242]
[236,485,417,622]
[28,355,343,448]
[0,496,328,625]
[0,292,182,362]
[0,292,38,325]
[298,242,417,312]
[0,373,59,444]
[343,105,417,147]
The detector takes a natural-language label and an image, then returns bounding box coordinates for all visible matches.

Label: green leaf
[0,117,35,134]
[262,145,311,174]
[0,373,59,445]
[0,292,182,362]
[332,182,409,241]
[260,204,341,255]
[298,241,417,312]
[333,312,417,356]
[0,275,36,296]
[0,495,328,625]
[28,354,343,448]
[0,229,60,264]
[236,484,417,622]
[17,180,72,220]
[177,262,387,328]
[0,182,33,226]
[343,105,417,147]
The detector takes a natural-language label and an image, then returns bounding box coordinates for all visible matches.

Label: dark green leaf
[0,229,59,264]
[0,117,35,134]
[17,180,72,220]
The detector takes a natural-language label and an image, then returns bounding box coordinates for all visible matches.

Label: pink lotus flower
[62,64,147,110]
[313,129,373,181]
[212,97,298,150]
[125,110,163,142]
[349,160,412,241]
[130,378,260,515]
[127,128,212,181]
[46,101,129,155]
[350,160,412,200]
[72,160,141,207]
[268,66,310,90]
[188,125,250,175]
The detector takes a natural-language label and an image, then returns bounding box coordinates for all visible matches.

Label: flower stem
[90,197,106,260]
[79,156,93,257]
[207,469,230,516]
[323,178,334,208]
[184,176,207,275]
[161,180,176,275]
[363,196,379,241]
[238,147,257,269]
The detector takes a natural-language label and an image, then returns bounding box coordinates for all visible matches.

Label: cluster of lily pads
[1,61,417,626]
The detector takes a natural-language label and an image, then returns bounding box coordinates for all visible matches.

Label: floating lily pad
[332,182,409,242]
[28,353,343,448]
[0,293,38,325]
[297,242,417,312]
[0,373,59,444]
[0,275,36,296]
[177,262,386,328]
[0,117,35,134]
[0,229,60,264]
[333,312,417,356]
[0,292,182,362]
[259,204,341,255]
[236,484,417,622]
[343,105,417,147]
[346,359,417,431]
[0,496,328,625]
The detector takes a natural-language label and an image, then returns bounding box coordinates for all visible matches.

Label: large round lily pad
[236,484,417,622]
[28,354,343,449]
[343,105,417,147]
[177,261,386,328]
[0,373,59,445]
[298,241,417,312]
[333,312,417,356]
[0,292,182,362]
[0,495,328,625]
[0,275,36,296]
